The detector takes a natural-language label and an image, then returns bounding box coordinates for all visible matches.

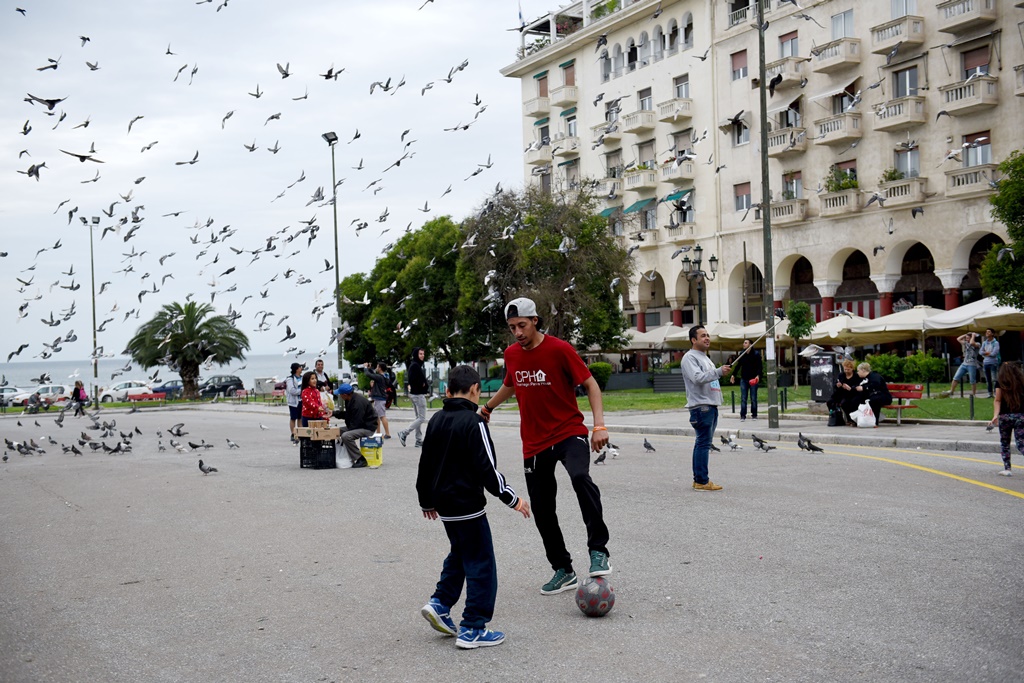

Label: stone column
[635,304,648,333]
[935,269,968,311]
[666,296,688,327]
[814,280,840,320]
[869,274,901,318]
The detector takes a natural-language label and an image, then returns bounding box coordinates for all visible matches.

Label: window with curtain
[538,125,549,145]
[891,0,916,19]
[638,140,655,166]
[606,149,622,178]
[731,50,748,80]
[643,207,658,231]
[779,102,801,129]
[962,46,990,80]
[733,122,749,146]
[831,10,853,40]
[963,131,991,167]
[893,65,918,98]
[638,87,653,111]
[674,130,692,154]
[735,182,752,211]
[566,115,577,137]
[832,87,857,115]
[674,74,690,99]
[895,148,919,178]
[779,31,799,59]
[782,171,803,199]
[605,101,619,123]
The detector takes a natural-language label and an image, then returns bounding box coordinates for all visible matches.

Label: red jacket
[301,387,327,419]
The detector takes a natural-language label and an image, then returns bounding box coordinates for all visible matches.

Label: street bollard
[969,394,975,420]
[926,380,930,398]
[960,382,964,398]
[781,387,787,413]
[731,390,736,414]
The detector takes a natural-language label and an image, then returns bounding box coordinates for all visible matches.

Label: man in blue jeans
[729,338,761,420]
[681,325,731,491]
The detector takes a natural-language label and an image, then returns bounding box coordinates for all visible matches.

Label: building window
[682,13,694,50]
[638,87,653,111]
[566,115,577,138]
[666,20,679,54]
[831,10,854,39]
[734,182,752,211]
[643,207,658,231]
[601,54,611,83]
[565,162,580,189]
[638,140,655,166]
[627,39,638,72]
[612,45,623,79]
[895,149,919,178]
[562,63,575,87]
[731,50,748,81]
[782,171,803,200]
[538,125,549,146]
[674,74,690,99]
[733,122,749,146]
[836,159,858,184]
[540,172,551,194]
[963,131,991,167]
[778,102,801,129]
[779,31,799,59]
[893,65,918,98]
[605,101,619,123]
[639,31,651,67]
[891,0,916,19]
[962,46,990,80]
[612,219,624,236]
[537,75,548,98]
[675,194,695,224]
[674,130,692,155]
[833,87,857,115]
[606,149,623,178]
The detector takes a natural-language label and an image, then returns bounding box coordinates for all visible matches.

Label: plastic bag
[851,401,875,428]
[321,391,334,413]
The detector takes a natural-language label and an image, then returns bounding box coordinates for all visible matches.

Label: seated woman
[853,362,892,427]
[828,359,861,425]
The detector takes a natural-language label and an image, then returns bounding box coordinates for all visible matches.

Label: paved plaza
[1,405,1021,682]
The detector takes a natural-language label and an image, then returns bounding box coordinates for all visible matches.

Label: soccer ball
[576,577,615,617]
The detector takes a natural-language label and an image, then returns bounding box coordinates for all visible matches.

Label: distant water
[0,353,353,393]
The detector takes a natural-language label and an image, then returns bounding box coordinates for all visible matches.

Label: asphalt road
[1,407,1022,683]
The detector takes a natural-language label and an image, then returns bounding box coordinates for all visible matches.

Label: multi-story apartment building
[502,0,1020,333]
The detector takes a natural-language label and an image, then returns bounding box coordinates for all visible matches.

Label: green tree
[980,149,1024,307]
[124,301,250,399]
[785,300,815,388]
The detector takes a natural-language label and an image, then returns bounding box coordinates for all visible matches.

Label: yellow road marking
[881,447,995,465]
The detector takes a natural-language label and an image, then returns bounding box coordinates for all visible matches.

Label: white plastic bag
[851,401,875,428]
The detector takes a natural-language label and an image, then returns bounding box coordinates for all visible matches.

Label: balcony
[590,121,621,144]
[665,225,695,244]
[629,229,661,248]
[623,169,659,192]
[549,85,578,108]
[597,178,622,199]
[813,113,862,146]
[811,38,862,74]
[525,146,551,166]
[1017,65,1024,97]
[523,96,550,118]
[870,15,925,55]
[728,0,772,29]
[880,176,928,207]
[764,56,807,91]
[621,110,656,134]
[755,199,808,226]
[766,127,806,158]
[552,136,581,157]
[937,0,998,34]
[938,75,998,116]
[660,160,696,184]
[945,164,997,198]
[819,189,863,217]
[873,96,927,133]
[657,98,693,123]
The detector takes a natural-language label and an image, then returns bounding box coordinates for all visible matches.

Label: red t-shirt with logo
[502,334,592,458]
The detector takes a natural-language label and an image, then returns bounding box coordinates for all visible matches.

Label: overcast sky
[0,0,560,366]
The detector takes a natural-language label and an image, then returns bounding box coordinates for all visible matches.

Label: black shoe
[352,457,368,468]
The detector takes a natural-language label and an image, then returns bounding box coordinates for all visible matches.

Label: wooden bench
[230,389,248,403]
[268,389,286,405]
[128,392,166,404]
[884,383,923,426]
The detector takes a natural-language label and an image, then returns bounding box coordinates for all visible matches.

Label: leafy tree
[124,301,250,399]
[785,300,815,387]
[980,149,1024,307]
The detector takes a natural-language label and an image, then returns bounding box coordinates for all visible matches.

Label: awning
[598,207,620,218]
[717,110,750,131]
[558,58,575,68]
[533,117,549,126]
[810,79,857,101]
[557,158,577,167]
[661,188,693,203]
[533,70,548,79]
[560,106,577,117]
[623,198,655,214]
[766,93,801,117]
[947,29,996,48]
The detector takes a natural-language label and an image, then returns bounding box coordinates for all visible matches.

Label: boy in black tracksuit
[416,365,531,650]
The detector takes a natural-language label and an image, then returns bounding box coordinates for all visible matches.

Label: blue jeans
[434,515,497,629]
[740,380,758,419]
[688,405,719,485]
[984,364,998,395]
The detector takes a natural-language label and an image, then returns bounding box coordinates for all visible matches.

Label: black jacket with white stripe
[416,397,519,522]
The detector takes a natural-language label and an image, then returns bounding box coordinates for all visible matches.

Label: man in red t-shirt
[479,297,612,595]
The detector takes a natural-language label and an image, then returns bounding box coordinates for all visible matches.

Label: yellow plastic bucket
[359,436,383,468]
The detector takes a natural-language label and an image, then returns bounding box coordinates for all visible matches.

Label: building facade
[502,0,1021,333]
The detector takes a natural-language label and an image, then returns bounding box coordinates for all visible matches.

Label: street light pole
[82,215,101,408]
[322,131,343,374]
[681,244,718,326]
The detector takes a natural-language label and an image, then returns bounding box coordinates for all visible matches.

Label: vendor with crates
[333,383,376,468]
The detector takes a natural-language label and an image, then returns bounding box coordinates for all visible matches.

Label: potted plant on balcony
[591,0,620,20]
[825,166,859,192]
[879,167,904,184]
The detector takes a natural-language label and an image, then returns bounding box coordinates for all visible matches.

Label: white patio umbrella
[664,321,746,349]
[624,324,679,350]
[804,314,872,344]
[853,305,944,345]
[924,297,1022,334]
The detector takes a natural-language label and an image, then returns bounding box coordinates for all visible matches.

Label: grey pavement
[1,404,1022,683]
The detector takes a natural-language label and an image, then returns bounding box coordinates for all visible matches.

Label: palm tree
[125,301,250,399]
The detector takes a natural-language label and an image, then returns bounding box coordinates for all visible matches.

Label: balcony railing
[525,146,552,165]
[728,0,772,29]
[937,0,998,34]
[597,179,622,198]
[665,224,695,242]
[811,38,861,74]
[660,160,696,184]
[813,112,862,146]
[873,96,927,132]
[870,15,925,55]
[880,176,928,206]
[764,56,807,91]
[621,110,656,134]
[623,169,659,191]
[1017,65,1024,97]
[552,136,581,156]
[549,85,578,108]
[657,98,693,123]
[767,127,806,158]
[523,96,550,118]
[945,164,997,198]
[630,229,661,247]
[938,75,998,116]
[819,189,863,217]
[590,121,621,144]
[755,199,808,226]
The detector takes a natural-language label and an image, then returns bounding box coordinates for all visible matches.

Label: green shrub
[865,353,905,382]
[488,364,503,379]
[903,351,946,383]
[665,360,681,369]
[589,362,613,391]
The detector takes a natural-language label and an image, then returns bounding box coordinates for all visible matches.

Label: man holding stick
[682,325,731,491]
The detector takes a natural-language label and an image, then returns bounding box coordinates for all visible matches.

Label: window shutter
[731,50,747,71]
[734,182,751,197]
[779,31,798,44]
[964,130,990,145]
[962,46,990,72]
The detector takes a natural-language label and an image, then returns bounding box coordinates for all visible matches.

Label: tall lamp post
[321,131,343,373]
[80,215,101,408]
[681,244,718,325]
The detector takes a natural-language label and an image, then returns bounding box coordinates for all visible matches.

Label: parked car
[1,386,24,407]
[199,375,244,397]
[152,379,185,399]
[10,384,72,407]
[99,380,153,403]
